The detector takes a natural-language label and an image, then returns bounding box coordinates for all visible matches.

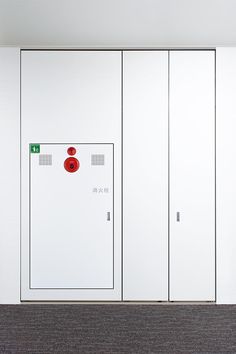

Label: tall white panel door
[123,51,168,300]
[169,51,215,301]
[21,51,121,301]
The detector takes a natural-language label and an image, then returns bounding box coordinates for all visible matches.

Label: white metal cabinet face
[21,51,121,301]
[169,51,215,301]
[30,144,113,289]
[123,51,168,300]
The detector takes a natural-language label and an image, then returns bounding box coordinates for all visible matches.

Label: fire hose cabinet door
[27,143,114,291]
[21,50,121,301]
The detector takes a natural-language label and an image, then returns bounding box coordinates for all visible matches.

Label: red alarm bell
[64,157,80,173]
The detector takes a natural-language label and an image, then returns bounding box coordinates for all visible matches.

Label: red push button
[64,157,80,173]
[67,147,76,156]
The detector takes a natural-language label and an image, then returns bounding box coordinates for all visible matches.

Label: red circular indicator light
[64,157,80,173]
[67,147,76,156]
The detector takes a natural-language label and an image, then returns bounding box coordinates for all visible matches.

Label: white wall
[1,46,236,303]
[0,47,20,303]
[0,0,236,47]
[217,47,236,304]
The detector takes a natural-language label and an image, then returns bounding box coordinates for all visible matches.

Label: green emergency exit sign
[30,144,40,153]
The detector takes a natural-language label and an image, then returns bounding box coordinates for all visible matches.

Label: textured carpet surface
[0,304,235,353]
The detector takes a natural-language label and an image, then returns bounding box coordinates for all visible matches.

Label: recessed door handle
[107,212,111,221]
[176,212,180,222]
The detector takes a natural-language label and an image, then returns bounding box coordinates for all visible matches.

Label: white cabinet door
[30,144,113,289]
[123,51,168,300]
[21,51,121,301]
[169,51,215,301]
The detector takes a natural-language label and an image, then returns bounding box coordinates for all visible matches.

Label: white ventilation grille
[39,154,52,166]
[91,154,105,166]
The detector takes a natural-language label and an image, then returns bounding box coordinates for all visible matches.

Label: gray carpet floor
[0,304,235,353]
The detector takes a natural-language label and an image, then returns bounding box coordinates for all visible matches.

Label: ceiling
[0,0,235,47]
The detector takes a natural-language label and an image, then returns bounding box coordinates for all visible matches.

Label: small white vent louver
[39,154,52,166]
[91,154,105,166]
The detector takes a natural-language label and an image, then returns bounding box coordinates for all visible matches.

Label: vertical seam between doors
[168,50,170,302]
[215,50,217,303]
[121,51,124,301]
[20,50,22,301]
